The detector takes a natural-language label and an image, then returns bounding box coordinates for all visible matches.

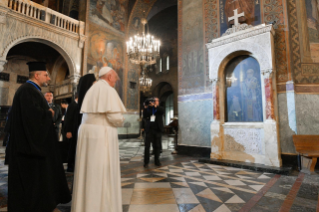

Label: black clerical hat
[27,62,47,72]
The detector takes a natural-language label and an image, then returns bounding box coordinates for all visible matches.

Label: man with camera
[143,97,164,167]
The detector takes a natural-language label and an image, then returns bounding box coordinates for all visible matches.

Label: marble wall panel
[224,128,264,155]
[295,94,319,135]
[118,113,140,135]
[178,99,213,147]
[278,93,296,154]
[179,0,205,95]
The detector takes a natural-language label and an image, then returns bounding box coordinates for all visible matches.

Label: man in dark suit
[143,97,164,167]
[45,91,62,138]
[62,94,79,172]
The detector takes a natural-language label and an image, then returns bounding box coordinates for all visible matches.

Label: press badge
[150,115,156,122]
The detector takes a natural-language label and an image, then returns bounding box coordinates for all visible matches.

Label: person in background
[7,62,71,212]
[45,91,62,139]
[60,100,69,129]
[58,100,69,163]
[63,93,79,172]
[143,97,164,167]
[3,107,12,165]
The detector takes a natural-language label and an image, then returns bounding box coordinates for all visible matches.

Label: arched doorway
[2,41,73,105]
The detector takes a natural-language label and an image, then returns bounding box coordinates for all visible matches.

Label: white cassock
[71,79,126,212]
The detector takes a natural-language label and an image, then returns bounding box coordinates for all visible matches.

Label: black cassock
[7,82,71,212]
[62,100,79,169]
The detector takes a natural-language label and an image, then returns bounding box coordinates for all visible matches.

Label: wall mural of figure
[89,0,127,33]
[88,27,124,99]
[306,0,319,62]
[132,17,140,30]
[220,0,261,34]
[226,56,263,122]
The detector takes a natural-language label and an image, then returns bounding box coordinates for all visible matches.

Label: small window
[159,58,162,73]
[165,94,174,125]
[166,56,170,71]
[129,81,136,89]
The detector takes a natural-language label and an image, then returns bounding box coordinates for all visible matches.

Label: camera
[144,98,155,106]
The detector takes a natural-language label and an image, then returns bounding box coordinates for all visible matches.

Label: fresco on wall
[225,56,263,122]
[306,1,319,63]
[88,24,124,99]
[220,0,261,34]
[132,17,140,30]
[89,0,127,33]
[180,0,205,95]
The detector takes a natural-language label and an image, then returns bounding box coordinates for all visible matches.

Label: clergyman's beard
[42,82,48,87]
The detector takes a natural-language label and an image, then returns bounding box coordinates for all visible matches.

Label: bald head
[100,69,119,87]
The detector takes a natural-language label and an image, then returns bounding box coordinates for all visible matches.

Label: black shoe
[143,163,149,168]
[155,162,162,167]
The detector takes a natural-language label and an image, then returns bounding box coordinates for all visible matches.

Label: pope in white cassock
[71,67,126,212]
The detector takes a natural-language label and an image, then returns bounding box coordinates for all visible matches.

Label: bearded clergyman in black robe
[7,62,71,212]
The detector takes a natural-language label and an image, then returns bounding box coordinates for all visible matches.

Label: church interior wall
[178,99,213,147]
[176,0,213,152]
[277,93,297,154]
[280,0,319,157]
[295,94,319,135]
[176,0,298,161]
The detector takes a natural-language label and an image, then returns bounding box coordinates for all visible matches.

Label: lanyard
[152,107,157,115]
[26,80,41,91]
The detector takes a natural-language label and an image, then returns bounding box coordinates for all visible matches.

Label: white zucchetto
[99,66,113,77]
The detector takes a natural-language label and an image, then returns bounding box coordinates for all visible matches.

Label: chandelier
[126,18,161,65]
[139,72,152,93]
[126,18,161,93]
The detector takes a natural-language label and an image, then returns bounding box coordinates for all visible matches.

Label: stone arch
[152,81,173,98]
[1,36,76,77]
[209,41,273,81]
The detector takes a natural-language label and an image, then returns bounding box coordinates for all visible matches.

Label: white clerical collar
[100,79,111,87]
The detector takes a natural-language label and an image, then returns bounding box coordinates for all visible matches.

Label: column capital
[0,58,7,72]
[261,69,273,78]
[69,74,81,84]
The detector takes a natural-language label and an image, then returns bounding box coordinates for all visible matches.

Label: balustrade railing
[6,0,83,34]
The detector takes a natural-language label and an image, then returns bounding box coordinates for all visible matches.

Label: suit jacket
[50,103,62,129]
[143,106,164,133]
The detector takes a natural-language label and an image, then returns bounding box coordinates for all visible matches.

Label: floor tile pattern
[0,139,318,211]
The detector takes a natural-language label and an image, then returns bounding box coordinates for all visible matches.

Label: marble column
[211,79,222,159]
[286,81,297,134]
[262,70,275,120]
[69,74,81,100]
[212,79,220,121]
[0,58,7,72]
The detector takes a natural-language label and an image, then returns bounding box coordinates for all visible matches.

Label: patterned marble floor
[0,138,318,212]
